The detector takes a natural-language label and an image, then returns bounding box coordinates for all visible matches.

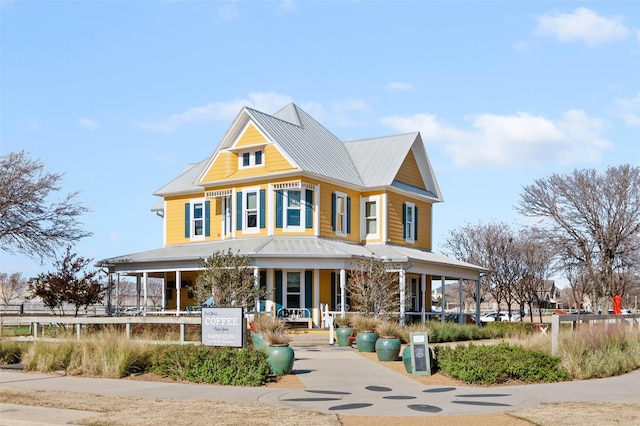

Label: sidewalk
[1,343,639,425]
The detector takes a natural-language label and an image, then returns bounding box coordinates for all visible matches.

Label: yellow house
[99,103,484,326]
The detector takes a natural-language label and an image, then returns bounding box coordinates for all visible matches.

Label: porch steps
[287,329,332,346]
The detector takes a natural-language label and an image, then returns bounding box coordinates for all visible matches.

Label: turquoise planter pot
[265,345,295,375]
[355,331,378,352]
[250,331,267,350]
[402,345,412,373]
[336,327,354,346]
[375,337,401,361]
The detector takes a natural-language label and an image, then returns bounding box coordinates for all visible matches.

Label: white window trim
[238,149,264,169]
[405,201,415,244]
[283,189,304,232]
[335,191,347,237]
[243,188,260,234]
[360,195,380,241]
[190,198,206,241]
[284,270,305,309]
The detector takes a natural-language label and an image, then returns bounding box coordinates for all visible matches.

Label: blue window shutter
[402,203,407,238]
[346,197,351,234]
[305,270,312,311]
[331,193,336,231]
[275,270,283,311]
[330,272,336,311]
[305,189,313,229]
[259,189,266,229]
[184,203,190,238]
[204,201,211,237]
[276,190,283,228]
[236,192,242,231]
[414,206,418,240]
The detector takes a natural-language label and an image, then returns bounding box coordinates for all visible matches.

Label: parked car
[122,307,145,316]
[478,311,521,323]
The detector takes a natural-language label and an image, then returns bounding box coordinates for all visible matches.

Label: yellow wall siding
[317,182,361,243]
[165,196,191,245]
[201,152,236,182]
[385,191,432,251]
[235,124,266,148]
[319,269,333,306]
[394,150,426,190]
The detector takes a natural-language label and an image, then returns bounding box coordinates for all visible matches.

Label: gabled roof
[154,103,442,201]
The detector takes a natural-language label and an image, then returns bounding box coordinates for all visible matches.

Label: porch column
[313,269,320,327]
[161,273,167,310]
[340,268,346,318]
[175,270,181,317]
[266,269,274,314]
[115,273,121,315]
[441,276,446,323]
[476,277,481,327]
[136,275,141,308]
[421,274,427,323]
[142,272,148,316]
[399,269,406,326]
[458,278,464,325]
[254,267,260,312]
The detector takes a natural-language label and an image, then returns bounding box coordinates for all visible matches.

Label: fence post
[551,314,560,356]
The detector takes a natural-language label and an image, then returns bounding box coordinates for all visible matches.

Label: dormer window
[240,150,264,168]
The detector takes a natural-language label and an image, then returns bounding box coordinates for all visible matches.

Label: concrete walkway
[1,343,639,425]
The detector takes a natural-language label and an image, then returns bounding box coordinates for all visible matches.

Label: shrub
[435,342,571,385]
[0,340,28,364]
[351,315,379,332]
[22,340,76,372]
[375,320,403,339]
[149,345,271,386]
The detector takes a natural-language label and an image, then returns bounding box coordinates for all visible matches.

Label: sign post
[409,331,431,376]
[201,307,245,347]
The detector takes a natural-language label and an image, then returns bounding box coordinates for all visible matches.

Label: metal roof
[153,159,209,197]
[99,237,486,280]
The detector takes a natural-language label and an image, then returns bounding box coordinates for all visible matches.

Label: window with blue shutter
[184,203,190,238]
[346,196,351,234]
[275,270,283,312]
[305,270,312,310]
[236,192,242,231]
[331,193,336,231]
[305,189,313,229]
[204,200,211,237]
[260,189,266,229]
[276,190,283,228]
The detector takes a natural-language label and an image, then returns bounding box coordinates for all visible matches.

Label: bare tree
[147,278,164,308]
[0,151,91,261]
[195,249,266,308]
[0,272,28,311]
[347,256,403,318]
[518,165,640,308]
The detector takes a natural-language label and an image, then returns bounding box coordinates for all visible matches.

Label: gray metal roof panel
[153,159,209,196]
[344,133,418,187]
[247,105,364,186]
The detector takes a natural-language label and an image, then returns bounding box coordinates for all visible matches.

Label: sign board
[409,332,431,376]
[201,307,245,347]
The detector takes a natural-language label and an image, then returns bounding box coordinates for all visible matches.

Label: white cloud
[137,92,293,133]
[277,0,297,14]
[388,82,414,91]
[381,109,611,168]
[79,118,100,130]
[536,8,629,46]
[615,92,640,127]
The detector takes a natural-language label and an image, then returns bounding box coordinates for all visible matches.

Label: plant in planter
[334,315,354,347]
[251,314,287,350]
[374,319,403,361]
[261,328,294,375]
[351,315,379,352]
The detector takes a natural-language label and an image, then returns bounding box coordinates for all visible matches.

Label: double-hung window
[285,190,301,228]
[184,199,209,240]
[333,192,348,237]
[286,271,301,308]
[361,196,379,240]
[403,202,417,243]
[245,191,258,231]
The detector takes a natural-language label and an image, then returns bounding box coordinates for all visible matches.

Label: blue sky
[2,1,639,279]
